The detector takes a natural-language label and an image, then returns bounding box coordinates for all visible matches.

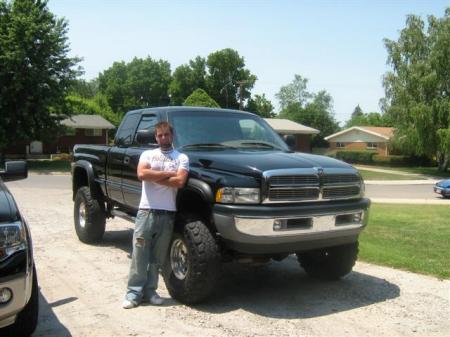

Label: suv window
[115,114,140,147]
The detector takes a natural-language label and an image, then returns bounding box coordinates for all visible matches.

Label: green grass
[359,203,450,279]
[359,165,450,179]
[358,169,424,181]
[27,160,71,173]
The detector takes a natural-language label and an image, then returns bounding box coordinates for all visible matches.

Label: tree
[70,79,99,99]
[345,112,392,128]
[0,0,80,162]
[382,8,450,171]
[205,48,257,109]
[246,94,275,118]
[351,105,364,118]
[65,94,121,127]
[279,86,339,147]
[183,89,220,108]
[275,74,312,110]
[169,56,207,105]
[98,56,171,115]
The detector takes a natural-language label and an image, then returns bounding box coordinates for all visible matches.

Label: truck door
[106,113,140,205]
[123,114,159,209]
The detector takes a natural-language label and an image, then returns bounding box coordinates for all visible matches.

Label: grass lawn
[27,160,71,173]
[359,203,450,279]
[358,169,425,181]
[359,165,450,179]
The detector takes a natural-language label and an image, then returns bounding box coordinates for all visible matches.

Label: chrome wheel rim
[170,238,188,280]
[78,201,86,228]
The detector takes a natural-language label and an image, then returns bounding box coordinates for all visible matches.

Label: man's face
[155,126,173,150]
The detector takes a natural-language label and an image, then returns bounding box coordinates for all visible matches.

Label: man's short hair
[154,121,173,135]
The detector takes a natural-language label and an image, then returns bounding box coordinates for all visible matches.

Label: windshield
[169,110,289,151]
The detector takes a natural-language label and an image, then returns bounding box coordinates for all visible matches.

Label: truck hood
[185,149,355,176]
[0,182,18,222]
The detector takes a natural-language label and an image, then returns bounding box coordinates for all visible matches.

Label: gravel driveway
[6,175,450,337]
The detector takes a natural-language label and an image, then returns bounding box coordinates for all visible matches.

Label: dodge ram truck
[72,106,370,304]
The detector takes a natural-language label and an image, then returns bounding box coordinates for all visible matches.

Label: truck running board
[111,209,136,223]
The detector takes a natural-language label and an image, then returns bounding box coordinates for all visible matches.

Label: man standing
[123,121,189,309]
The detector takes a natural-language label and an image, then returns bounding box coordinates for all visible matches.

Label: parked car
[72,107,370,304]
[0,161,38,337]
[433,179,450,198]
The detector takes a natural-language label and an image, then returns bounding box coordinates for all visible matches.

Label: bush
[373,155,409,166]
[51,153,73,161]
[335,150,377,164]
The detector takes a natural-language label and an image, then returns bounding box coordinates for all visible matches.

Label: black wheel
[162,219,220,304]
[297,242,359,280]
[74,186,106,243]
[6,266,39,337]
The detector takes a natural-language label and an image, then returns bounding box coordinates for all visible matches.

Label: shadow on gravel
[194,256,400,319]
[33,290,73,337]
[94,230,400,319]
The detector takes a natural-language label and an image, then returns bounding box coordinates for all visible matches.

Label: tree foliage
[0,0,80,158]
[205,48,257,109]
[246,94,275,118]
[183,88,220,108]
[351,104,363,118]
[98,56,171,115]
[382,8,450,171]
[65,94,121,126]
[169,56,207,105]
[345,111,392,128]
[277,75,339,147]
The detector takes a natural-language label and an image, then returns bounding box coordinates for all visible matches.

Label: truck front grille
[265,172,361,203]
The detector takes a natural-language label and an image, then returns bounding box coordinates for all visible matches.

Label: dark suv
[0,161,38,337]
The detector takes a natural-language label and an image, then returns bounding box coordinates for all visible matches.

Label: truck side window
[134,115,158,144]
[115,114,140,147]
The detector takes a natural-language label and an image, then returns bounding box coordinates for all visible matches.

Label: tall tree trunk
[437,153,449,172]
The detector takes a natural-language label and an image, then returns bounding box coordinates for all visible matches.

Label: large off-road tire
[6,266,39,337]
[162,219,220,304]
[74,186,106,243]
[297,242,359,280]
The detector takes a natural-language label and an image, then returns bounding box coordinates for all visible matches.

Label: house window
[65,127,76,136]
[367,142,378,149]
[336,142,345,148]
[85,129,102,136]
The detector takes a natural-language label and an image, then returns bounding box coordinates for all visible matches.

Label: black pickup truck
[72,106,370,304]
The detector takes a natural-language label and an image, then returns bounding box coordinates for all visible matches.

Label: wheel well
[73,167,88,200]
[176,190,214,231]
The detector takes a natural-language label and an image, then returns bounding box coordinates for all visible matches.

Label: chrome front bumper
[0,270,33,329]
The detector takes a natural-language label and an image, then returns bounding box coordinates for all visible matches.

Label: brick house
[324,126,395,155]
[264,118,319,152]
[5,115,115,157]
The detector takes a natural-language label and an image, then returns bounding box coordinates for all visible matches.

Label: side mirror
[283,135,296,150]
[0,161,28,182]
[136,129,156,145]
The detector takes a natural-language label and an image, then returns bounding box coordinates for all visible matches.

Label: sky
[48,0,449,125]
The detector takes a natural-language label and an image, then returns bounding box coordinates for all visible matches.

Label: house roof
[61,114,115,129]
[324,126,395,141]
[264,118,319,135]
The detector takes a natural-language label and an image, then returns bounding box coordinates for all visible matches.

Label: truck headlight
[215,187,260,204]
[0,221,27,261]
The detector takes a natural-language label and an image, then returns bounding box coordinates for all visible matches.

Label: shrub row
[332,151,410,166]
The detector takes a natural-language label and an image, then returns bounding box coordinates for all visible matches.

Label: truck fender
[72,160,103,202]
[184,178,214,204]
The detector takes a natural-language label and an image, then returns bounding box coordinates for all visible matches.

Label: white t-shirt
[138,148,189,211]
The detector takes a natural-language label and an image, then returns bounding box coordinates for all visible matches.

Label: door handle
[123,156,130,164]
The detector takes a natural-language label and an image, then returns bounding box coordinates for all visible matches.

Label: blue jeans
[126,210,174,303]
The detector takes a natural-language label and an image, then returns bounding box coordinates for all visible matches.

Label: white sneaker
[122,299,137,309]
[149,293,164,305]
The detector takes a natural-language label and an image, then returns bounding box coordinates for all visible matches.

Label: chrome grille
[322,174,360,184]
[269,175,319,186]
[265,170,361,203]
[269,188,319,201]
[322,186,361,199]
